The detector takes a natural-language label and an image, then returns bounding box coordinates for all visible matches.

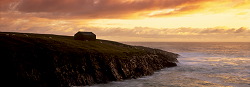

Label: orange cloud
[1,0,228,19]
[84,27,250,42]
[1,14,249,42]
[1,0,250,42]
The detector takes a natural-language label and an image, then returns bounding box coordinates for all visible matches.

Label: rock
[0,32,179,87]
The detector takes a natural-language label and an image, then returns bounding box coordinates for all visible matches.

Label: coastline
[0,32,179,87]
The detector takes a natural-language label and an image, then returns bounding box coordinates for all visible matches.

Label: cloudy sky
[1,0,250,42]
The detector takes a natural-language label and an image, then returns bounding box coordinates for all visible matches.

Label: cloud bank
[1,0,249,19]
[1,19,249,42]
[1,0,250,42]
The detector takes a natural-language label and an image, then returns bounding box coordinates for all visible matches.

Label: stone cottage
[74,32,96,41]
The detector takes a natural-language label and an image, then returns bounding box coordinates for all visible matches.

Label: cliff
[0,32,179,87]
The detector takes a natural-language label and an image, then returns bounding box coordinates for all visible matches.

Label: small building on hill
[74,32,96,41]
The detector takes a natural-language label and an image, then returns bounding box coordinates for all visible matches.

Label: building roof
[76,32,95,35]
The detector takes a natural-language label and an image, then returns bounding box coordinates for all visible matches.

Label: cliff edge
[0,32,179,87]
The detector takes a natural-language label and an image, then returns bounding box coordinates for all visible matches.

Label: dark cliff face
[0,32,179,87]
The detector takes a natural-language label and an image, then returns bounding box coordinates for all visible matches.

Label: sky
[1,0,250,42]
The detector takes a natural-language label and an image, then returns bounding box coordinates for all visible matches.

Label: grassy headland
[0,32,179,87]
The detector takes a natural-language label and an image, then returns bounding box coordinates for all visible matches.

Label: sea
[85,42,250,87]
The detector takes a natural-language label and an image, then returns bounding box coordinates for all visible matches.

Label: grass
[1,32,179,87]
[0,32,147,57]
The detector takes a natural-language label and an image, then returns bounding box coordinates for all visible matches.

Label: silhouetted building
[74,32,96,41]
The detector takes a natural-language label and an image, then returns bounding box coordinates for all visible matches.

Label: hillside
[0,32,179,87]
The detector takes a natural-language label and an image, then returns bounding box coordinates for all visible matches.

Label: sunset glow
[1,0,250,42]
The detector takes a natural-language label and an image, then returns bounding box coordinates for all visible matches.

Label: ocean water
[85,42,250,87]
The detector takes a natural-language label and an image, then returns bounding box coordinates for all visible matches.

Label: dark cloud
[1,0,215,19]
[0,0,19,11]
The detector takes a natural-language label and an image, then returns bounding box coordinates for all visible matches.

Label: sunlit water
[84,42,250,87]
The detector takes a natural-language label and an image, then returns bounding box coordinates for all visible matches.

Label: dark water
[84,42,250,87]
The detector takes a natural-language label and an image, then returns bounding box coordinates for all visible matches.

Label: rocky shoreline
[0,32,179,87]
